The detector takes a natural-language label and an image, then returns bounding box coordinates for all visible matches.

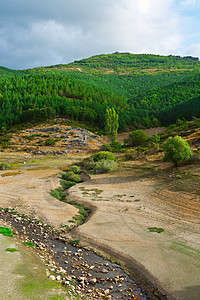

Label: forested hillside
[0,53,200,131]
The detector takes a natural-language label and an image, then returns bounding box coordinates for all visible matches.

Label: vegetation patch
[61,171,81,183]
[50,187,66,201]
[68,239,80,247]
[170,242,200,257]
[0,163,9,170]
[22,241,35,247]
[148,227,164,233]
[1,171,21,177]
[6,248,19,252]
[0,227,13,237]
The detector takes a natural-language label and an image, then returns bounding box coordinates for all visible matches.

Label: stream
[0,208,150,300]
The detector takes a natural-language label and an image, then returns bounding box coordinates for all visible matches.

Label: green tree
[105,107,119,142]
[162,136,192,166]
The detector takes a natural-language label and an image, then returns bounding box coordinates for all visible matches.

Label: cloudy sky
[0,0,200,69]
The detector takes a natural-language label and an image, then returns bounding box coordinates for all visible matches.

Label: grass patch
[6,248,19,252]
[148,227,164,233]
[0,227,13,237]
[170,242,200,257]
[22,241,35,247]
[50,187,66,201]
[68,239,80,247]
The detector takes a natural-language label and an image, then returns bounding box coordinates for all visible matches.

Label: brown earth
[0,153,80,228]
[67,164,200,300]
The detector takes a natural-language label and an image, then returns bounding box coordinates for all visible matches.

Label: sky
[0,0,200,69]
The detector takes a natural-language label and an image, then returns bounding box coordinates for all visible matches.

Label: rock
[49,275,56,281]
[79,172,91,182]
[56,275,61,281]
[101,268,108,274]
[77,276,86,282]
[104,289,110,295]
[89,278,97,284]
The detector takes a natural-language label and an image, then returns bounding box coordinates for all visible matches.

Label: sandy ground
[0,154,79,228]
[67,169,200,300]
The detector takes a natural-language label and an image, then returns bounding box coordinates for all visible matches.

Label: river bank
[0,207,148,300]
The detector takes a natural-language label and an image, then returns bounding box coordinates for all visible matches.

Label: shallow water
[0,209,149,299]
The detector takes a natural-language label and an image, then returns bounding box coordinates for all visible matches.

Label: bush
[94,159,118,174]
[71,165,81,174]
[100,143,111,151]
[125,149,138,160]
[0,163,8,170]
[60,180,77,190]
[92,151,115,161]
[81,157,96,170]
[124,130,149,147]
[100,142,122,152]
[109,142,122,152]
[45,138,56,146]
[61,171,81,183]
[162,136,193,166]
[50,187,66,200]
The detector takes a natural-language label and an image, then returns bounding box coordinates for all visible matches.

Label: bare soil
[0,153,79,228]
[0,221,70,300]
[67,164,200,300]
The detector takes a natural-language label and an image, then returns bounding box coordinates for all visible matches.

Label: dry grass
[1,171,22,177]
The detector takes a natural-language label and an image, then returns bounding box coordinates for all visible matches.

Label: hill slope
[0,53,200,130]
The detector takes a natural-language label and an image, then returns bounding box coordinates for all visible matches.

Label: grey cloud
[0,0,199,69]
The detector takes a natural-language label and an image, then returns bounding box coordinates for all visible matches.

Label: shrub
[100,143,111,151]
[0,163,8,170]
[125,149,138,160]
[61,171,81,183]
[124,130,148,147]
[50,187,66,200]
[162,136,192,166]
[100,142,122,152]
[92,151,115,161]
[60,179,76,190]
[45,138,56,146]
[110,141,122,152]
[81,157,96,170]
[94,159,118,174]
[150,134,160,143]
[71,165,81,174]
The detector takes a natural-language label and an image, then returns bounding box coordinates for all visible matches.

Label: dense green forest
[0,53,200,131]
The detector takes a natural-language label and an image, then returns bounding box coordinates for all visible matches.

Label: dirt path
[67,169,200,300]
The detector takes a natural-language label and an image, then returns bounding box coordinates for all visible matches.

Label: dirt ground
[0,151,200,300]
[0,153,80,228]
[67,166,200,300]
[0,220,70,300]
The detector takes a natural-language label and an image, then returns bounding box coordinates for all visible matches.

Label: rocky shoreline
[0,207,148,300]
